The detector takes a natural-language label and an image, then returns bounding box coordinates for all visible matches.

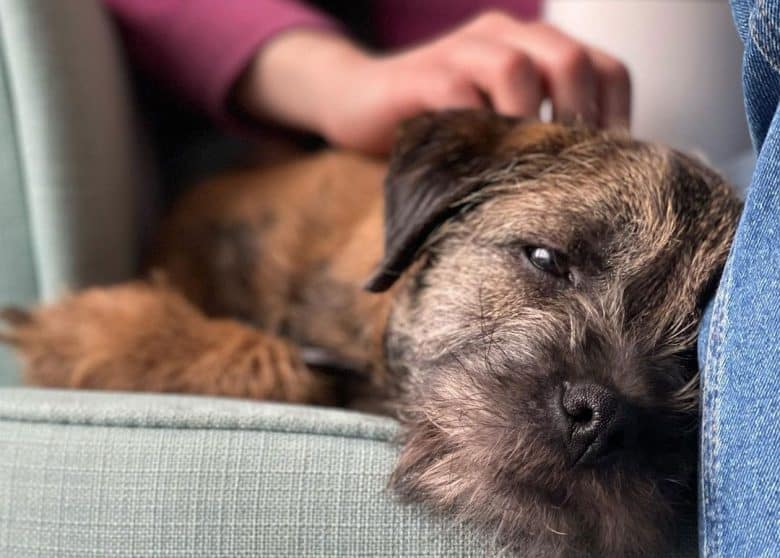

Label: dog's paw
[0,283,337,404]
[0,306,33,343]
[0,306,33,326]
[0,282,211,388]
[0,288,137,387]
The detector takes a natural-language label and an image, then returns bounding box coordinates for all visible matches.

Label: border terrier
[1,110,742,557]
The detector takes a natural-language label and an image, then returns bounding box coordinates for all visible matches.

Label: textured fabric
[0,0,145,299]
[0,388,493,557]
[0,388,697,557]
[103,0,340,128]
[0,20,35,386]
[0,0,154,384]
[698,0,780,555]
[372,0,539,48]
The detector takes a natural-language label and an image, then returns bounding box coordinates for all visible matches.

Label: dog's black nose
[559,382,628,466]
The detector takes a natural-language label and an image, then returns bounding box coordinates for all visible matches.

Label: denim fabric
[699,1,780,556]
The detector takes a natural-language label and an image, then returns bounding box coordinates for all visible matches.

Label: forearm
[230,14,631,155]
[234,30,370,137]
[103,0,340,126]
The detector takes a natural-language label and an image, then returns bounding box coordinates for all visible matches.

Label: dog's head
[368,110,741,558]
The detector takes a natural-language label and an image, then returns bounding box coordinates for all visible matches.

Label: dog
[0,110,742,557]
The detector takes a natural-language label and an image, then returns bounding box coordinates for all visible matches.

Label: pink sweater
[103,0,540,126]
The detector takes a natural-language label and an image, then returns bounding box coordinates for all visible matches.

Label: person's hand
[236,11,631,154]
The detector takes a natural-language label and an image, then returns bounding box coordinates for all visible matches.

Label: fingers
[423,71,488,111]
[448,12,630,128]
[320,11,631,154]
[447,37,544,116]
[485,19,595,125]
[587,46,632,129]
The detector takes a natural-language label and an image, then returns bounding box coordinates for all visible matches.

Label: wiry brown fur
[0,110,742,557]
[1,281,334,403]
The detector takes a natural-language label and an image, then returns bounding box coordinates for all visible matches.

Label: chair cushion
[0,388,491,557]
[0,388,698,557]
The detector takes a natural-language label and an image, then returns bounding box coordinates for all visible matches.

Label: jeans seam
[751,0,780,74]
[701,255,734,558]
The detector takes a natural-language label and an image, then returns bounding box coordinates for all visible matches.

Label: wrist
[237,29,371,136]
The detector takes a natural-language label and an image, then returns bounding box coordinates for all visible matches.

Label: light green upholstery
[0,30,35,386]
[0,0,696,556]
[0,389,490,557]
[0,0,145,385]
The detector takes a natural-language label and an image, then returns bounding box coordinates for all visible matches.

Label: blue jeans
[699,0,780,556]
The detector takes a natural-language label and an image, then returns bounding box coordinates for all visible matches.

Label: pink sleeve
[103,0,340,127]
[373,0,540,49]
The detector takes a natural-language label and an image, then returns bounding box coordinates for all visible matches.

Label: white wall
[545,0,753,189]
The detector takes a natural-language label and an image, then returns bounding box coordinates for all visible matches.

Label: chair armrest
[0,388,490,557]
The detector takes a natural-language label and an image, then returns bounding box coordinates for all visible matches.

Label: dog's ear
[365,109,588,292]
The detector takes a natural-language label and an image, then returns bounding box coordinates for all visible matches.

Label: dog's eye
[525,246,572,281]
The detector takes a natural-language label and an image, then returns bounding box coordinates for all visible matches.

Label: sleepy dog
[0,110,742,557]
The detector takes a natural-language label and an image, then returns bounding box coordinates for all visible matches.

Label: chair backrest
[0,0,147,385]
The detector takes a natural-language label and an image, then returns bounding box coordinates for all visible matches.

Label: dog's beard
[388,325,697,558]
